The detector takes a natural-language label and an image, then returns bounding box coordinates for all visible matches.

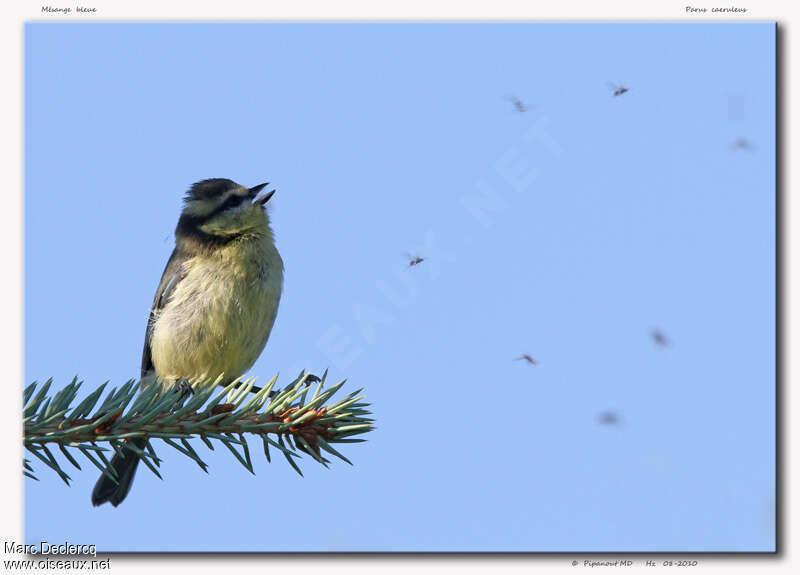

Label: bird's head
[176,178,275,245]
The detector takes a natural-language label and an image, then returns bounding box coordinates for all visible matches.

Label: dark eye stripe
[180,193,249,233]
[210,193,248,217]
[223,194,247,209]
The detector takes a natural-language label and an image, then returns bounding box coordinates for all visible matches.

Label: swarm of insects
[608,82,629,97]
[515,354,538,366]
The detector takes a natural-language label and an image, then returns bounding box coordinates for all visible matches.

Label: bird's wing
[141,247,190,376]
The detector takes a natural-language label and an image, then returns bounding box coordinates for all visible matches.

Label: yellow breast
[149,235,283,387]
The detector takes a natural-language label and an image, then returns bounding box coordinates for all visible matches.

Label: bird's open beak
[255,189,275,207]
[249,183,276,207]
[248,183,268,198]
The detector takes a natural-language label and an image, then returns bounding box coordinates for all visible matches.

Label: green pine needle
[23,374,373,485]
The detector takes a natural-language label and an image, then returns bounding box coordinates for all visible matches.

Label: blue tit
[92,178,284,507]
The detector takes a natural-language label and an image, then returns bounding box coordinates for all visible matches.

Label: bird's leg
[171,379,195,411]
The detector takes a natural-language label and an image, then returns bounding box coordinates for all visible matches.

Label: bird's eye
[219,194,248,212]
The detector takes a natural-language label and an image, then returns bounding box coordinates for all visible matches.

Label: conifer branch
[23,371,373,484]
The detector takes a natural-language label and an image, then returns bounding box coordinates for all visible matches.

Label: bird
[515,354,537,366]
[91,178,284,507]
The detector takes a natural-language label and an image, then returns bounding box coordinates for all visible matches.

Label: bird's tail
[91,438,146,507]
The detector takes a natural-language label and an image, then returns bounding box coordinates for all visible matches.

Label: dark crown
[185,178,239,202]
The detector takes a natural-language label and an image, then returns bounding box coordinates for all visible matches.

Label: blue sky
[24,22,775,552]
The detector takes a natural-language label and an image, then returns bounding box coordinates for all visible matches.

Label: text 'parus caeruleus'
[92,178,284,507]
